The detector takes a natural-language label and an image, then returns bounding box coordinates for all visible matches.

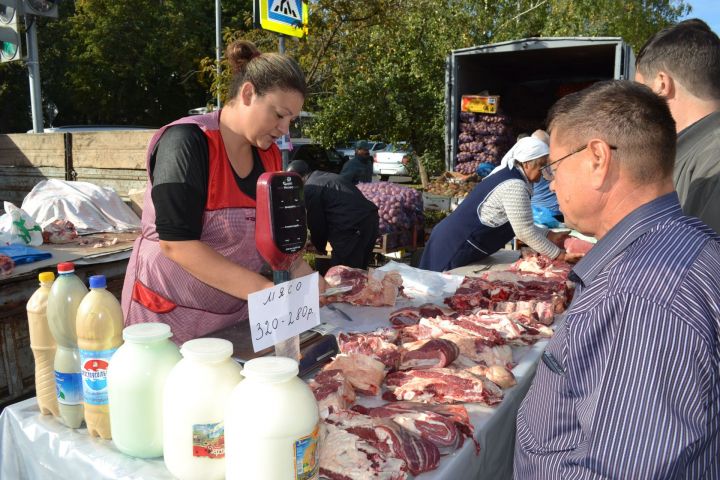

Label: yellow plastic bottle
[76,275,124,439]
[26,271,60,417]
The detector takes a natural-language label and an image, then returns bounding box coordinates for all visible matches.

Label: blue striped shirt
[514,192,720,479]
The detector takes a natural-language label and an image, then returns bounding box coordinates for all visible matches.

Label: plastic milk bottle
[163,338,243,480]
[47,262,88,428]
[76,275,124,439]
[26,271,60,417]
[107,323,181,458]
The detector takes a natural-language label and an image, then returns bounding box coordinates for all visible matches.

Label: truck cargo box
[445,37,634,171]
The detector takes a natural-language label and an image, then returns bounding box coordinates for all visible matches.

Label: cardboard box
[461,95,500,114]
[422,193,452,212]
[451,195,466,211]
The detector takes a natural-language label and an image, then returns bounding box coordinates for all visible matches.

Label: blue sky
[683,0,720,33]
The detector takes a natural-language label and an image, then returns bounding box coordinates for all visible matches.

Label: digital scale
[251,171,339,375]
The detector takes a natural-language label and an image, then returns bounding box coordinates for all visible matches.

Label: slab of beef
[309,369,356,418]
[355,404,464,454]
[384,367,503,405]
[511,248,573,280]
[419,316,505,345]
[326,410,440,476]
[398,338,460,370]
[389,303,455,327]
[452,355,517,389]
[338,332,401,370]
[323,266,404,307]
[564,236,594,255]
[437,333,513,367]
[41,219,79,244]
[319,422,409,480]
[397,322,446,343]
[323,353,386,396]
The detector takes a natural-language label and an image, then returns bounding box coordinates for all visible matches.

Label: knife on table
[326,303,353,322]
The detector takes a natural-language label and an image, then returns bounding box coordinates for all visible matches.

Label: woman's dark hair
[226,40,307,100]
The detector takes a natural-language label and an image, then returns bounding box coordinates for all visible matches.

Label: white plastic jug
[225,357,320,480]
[163,338,242,480]
[108,323,181,458]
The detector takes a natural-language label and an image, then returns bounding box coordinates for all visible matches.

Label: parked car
[335,140,387,159]
[289,141,347,173]
[373,142,412,180]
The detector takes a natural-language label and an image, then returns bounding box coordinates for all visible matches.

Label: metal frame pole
[215,0,222,109]
[25,15,43,133]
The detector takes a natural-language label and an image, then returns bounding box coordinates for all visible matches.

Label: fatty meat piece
[309,369,356,418]
[564,236,594,255]
[323,353,386,396]
[338,332,401,370]
[453,356,517,389]
[398,338,460,370]
[384,367,503,406]
[323,266,404,307]
[41,219,79,244]
[319,423,409,480]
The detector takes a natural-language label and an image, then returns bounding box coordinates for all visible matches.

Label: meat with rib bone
[384,367,503,405]
[326,410,441,476]
[398,338,460,370]
[319,422,409,480]
[323,266,404,307]
[356,405,463,454]
[323,353,386,396]
[309,369,356,418]
[338,332,401,370]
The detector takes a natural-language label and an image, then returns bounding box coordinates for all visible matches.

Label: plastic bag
[0,202,43,246]
[532,205,561,228]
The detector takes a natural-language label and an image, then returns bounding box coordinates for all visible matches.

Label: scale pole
[273,267,300,360]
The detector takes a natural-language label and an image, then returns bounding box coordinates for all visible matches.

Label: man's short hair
[547,80,676,183]
[287,160,311,177]
[636,19,720,100]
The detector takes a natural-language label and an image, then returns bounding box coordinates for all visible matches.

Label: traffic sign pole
[279,35,289,169]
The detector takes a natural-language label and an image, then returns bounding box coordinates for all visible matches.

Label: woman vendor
[121,39,315,343]
[419,136,571,272]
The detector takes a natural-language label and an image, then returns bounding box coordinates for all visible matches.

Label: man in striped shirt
[514,80,720,478]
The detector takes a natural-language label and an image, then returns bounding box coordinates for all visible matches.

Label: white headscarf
[486,136,549,178]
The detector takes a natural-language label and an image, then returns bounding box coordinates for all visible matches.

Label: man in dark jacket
[340,140,373,184]
[288,160,379,270]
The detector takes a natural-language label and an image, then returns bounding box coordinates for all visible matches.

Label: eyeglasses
[541,144,617,181]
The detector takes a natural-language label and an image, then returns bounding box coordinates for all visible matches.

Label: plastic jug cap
[123,323,173,343]
[89,275,106,289]
[38,271,55,283]
[57,262,75,273]
[241,357,299,383]
[181,338,234,363]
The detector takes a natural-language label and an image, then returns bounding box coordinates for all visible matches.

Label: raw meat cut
[564,236,594,255]
[436,334,514,367]
[41,219,79,244]
[398,338,460,370]
[358,405,462,454]
[338,332,401,370]
[323,266,404,307]
[419,316,505,345]
[388,303,455,327]
[309,369,356,418]
[323,353,387,396]
[453,356,517,389]
[319,422,409,480]
[384,367,503,405]
[0,255,14,277]
[326,410,440,476]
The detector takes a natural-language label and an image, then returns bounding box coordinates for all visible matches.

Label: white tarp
[21,179,141,234]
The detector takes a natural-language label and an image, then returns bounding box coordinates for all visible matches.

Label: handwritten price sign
[247,272,320,352]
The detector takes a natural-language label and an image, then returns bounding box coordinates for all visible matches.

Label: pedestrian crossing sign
[257,0,308,38]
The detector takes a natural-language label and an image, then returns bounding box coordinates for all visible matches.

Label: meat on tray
[323,266,404,307]
[398,338,460,371]
[320,422,409,480]
[325,410,440,476]
[338,331,401,370]
[384,367,503,405]
[309,369,356,418]
[323,353,387,396]
[354,404,465,454]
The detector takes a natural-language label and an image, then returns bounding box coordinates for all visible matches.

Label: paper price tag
[248,272,320,352]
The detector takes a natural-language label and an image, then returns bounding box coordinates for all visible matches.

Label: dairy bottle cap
[123,323,173,343]
[181,338,233,363]
[241,357,299,383]
[89,275,106,289]
[38,271,55,283]
[57,262,75,273]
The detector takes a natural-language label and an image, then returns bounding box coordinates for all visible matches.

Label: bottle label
[192,422,225,459]
[79,348,117,405]
[54,371,83,405]
[294,424,320,480]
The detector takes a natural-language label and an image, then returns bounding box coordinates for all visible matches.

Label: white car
[373,143,411,180]
[336,140,387,159]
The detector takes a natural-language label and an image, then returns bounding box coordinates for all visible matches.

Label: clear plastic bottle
[47,262,88,428]
[107,323,181,458]
[76,275,124,439]
[225,357,320,480]
[163,338,243,480]
[26,271,60,417]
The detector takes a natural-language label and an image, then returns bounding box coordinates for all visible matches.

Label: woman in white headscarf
[419,136,571,272]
